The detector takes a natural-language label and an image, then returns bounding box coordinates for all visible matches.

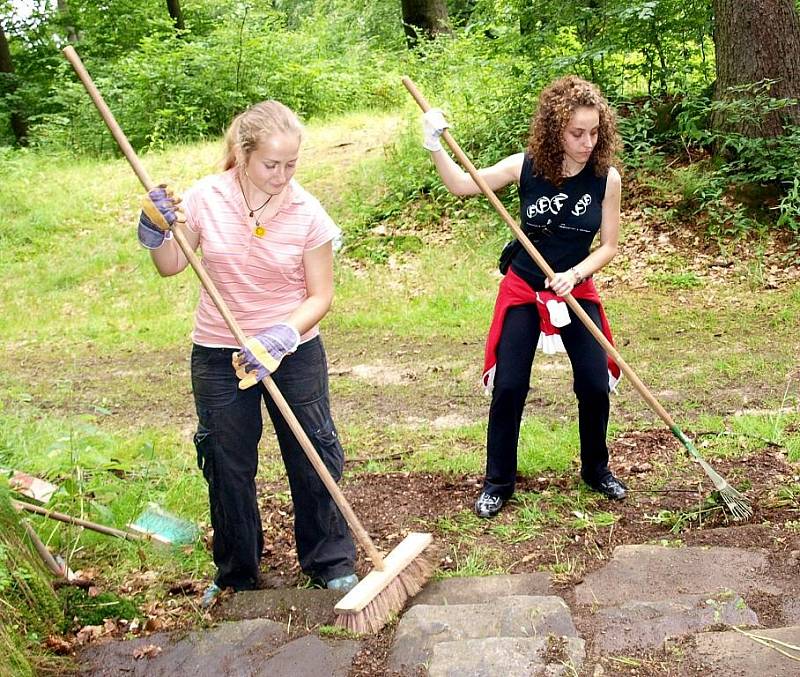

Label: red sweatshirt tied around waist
[482,267,622,392]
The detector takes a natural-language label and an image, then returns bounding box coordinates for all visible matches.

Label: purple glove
[138,185,179,250]
[233,323,301,389]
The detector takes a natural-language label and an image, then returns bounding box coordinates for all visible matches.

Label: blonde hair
[222,100,304,170]
[526,76,619,186]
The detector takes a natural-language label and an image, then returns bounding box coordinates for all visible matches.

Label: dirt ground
[248,428,800,676]
[11,116,799,675]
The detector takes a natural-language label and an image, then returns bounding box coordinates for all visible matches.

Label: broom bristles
[334,537,435,635]
[126,503,199,545]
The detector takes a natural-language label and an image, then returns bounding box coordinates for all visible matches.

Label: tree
[0,16,27,145]
[57,0,80,43]
[400,0,449,48]
[712,0,800,137]
[166,0,185,31]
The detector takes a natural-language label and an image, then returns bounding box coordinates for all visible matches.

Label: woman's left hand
[545,270,579,297]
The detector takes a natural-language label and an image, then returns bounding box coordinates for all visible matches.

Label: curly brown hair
[526,75,619,186]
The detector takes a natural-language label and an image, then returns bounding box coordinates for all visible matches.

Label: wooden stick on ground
[11,499,146,541]
[20,518,67,578]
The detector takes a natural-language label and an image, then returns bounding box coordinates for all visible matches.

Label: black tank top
[511,153,608,290]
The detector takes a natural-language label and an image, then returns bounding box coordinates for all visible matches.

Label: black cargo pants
[191,336,356,591]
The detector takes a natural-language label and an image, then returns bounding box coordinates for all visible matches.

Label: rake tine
[676,429,753,520]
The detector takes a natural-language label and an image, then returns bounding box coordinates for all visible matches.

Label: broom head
[334,531,434,635]
[126,503,199,545]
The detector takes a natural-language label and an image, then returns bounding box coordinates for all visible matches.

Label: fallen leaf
[133,644,162,660]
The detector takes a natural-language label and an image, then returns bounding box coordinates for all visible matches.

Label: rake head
[694,453,753,521]
[674,427,753,521]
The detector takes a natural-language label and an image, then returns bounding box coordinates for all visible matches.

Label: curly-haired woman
[422,75,626,518]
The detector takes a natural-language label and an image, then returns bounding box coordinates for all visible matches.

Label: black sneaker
[587,475,627,500]
[474,492,504,518]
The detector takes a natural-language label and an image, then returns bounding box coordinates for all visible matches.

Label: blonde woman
[423,76,626,518]
[138,100,357,606]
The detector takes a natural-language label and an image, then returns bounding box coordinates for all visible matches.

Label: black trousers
[191,336,356,591]
[484,299,612,499]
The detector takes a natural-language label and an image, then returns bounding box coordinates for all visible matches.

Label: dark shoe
[474,492,504,518]
[588,475,627,500]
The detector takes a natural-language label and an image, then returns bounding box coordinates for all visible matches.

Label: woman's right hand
[422,108,449,152]
[138,185,183,250]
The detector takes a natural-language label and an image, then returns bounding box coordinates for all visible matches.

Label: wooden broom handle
[63,46,386,570]
[402,76,680,432]
[12,498,144,541]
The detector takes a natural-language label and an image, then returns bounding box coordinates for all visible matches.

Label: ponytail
[221,101,304,171]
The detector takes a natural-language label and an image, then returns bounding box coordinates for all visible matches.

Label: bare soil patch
[243,428,800,675]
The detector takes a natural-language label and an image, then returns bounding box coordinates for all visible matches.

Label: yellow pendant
[254,225,266,238]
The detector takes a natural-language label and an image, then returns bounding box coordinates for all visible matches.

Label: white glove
[422,108,449,152]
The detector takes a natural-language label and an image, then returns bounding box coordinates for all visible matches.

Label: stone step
[590,593,757,653]
[575,545,779,606]
[692,625,800,676]
[388,594,577,673]
[427,636,585,677]
[411,572,553,606]
[77,617,359,677]
[78,618,287,676]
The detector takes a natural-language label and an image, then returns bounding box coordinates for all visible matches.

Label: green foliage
[0,486,66,674]
[3,0,406,151]
[0,412,208,537]
[514,0,714,98]
[57,586,139,629]
[644,497,728,533]
[620,82,800,237]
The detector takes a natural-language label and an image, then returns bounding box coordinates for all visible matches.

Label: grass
[438,542,509,578]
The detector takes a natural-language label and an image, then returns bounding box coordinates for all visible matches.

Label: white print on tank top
[526,192,592,219]
[571,194,592,216]
[527,193,568,218]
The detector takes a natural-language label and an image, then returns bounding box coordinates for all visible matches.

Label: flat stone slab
[412,573,553,606]
[693,626,800,676]
[216,587,343,627]
[428,636,585,677]
[388,595,577,673]
[782,596,800,625]
[79,618,287,676]
[259,634,360,677]
[575,545,779,606]
[592,593,758,653]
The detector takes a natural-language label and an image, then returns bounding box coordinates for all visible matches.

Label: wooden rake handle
[63,46,386,570]
[402,76,680,433]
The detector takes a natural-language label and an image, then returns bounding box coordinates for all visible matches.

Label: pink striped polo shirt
[182,168,341,348]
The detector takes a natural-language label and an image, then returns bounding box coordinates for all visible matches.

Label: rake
[402,76,752,521]
[64,46,435,634]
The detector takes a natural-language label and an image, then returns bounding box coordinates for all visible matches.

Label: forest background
[1,1,800,675]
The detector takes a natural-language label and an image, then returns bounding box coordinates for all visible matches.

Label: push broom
[63,46,434,634]
[402,76,753,521]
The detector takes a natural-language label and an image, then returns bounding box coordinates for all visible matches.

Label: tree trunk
[0,19,27,145]
[57,0,79,44]
[401,0,450,48]
[712,0,800,137]
[167,0,185,32]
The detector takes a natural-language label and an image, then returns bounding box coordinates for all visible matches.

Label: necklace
[238,175,272,238]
